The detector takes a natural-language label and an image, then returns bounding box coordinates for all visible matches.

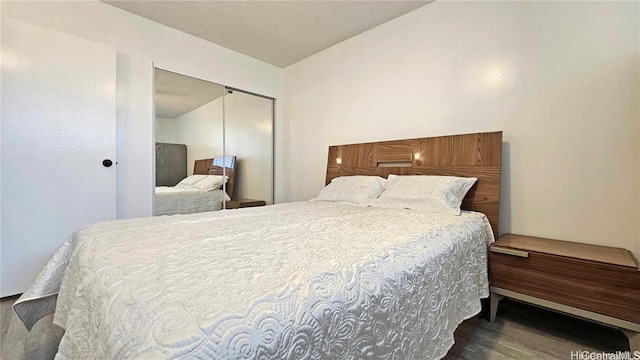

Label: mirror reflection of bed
[154,68,274,215]
[154,156,236,216]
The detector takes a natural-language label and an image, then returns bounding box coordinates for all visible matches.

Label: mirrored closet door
[153,68,273,216]
[224,89,274,205]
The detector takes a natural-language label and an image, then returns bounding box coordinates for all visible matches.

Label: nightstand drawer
[490,248,640,323]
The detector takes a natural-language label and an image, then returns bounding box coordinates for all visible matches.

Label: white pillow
[177,175,209,186]
[369,174,477,215]
[311,176,386,206]
[191,175,228,191]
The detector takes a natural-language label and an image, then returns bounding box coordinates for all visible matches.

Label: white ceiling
[155,69,223,119]
[104,1,431,68]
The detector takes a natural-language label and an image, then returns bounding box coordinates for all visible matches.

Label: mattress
[14,201,494,359]
[154,187,229,216]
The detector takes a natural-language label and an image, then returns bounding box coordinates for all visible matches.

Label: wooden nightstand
[225,199,266,209]
[489,233,640,352]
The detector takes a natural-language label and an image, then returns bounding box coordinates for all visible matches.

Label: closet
[153,68,274,212]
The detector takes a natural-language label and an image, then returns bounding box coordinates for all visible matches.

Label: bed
[14,131,502,359]
[154,157,237,216]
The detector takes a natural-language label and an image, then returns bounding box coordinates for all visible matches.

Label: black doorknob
[102,159,113,167]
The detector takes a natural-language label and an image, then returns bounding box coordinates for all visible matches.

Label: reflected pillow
[177,175,209,186]
[311,176,386,206]
[369,174,477,215]
[191,175,228,191]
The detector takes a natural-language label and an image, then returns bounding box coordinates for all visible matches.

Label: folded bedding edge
[12,293,59,331]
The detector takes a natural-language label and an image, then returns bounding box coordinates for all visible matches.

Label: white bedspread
[14,201,494,360]
[154,187,229,216]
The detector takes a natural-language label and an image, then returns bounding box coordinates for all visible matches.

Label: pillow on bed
[191,175,228,191]
[177,175,209,186]
[369,174,477,215]
[311,176,386,206]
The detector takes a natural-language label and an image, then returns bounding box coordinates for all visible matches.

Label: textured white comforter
[14,201,494,359]
[154,187,229,216]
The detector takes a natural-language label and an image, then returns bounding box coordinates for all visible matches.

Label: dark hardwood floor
[462,300,629,359]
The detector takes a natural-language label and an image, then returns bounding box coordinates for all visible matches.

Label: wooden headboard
[326,131,502,238]
[193,157,236,199]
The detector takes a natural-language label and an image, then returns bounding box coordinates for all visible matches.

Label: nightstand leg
[489,293,504,323]
[622,330,639,353]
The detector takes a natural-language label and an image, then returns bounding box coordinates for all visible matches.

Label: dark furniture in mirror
[155,143,187,186]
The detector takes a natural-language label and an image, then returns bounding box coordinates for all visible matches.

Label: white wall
[282,1,640,256]
[155,117,177,144]
[167,100,224,175]
[1,1,284,219]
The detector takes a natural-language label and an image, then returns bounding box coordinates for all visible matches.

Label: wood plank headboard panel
[193,157,236,199]
[326,131,502,237]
